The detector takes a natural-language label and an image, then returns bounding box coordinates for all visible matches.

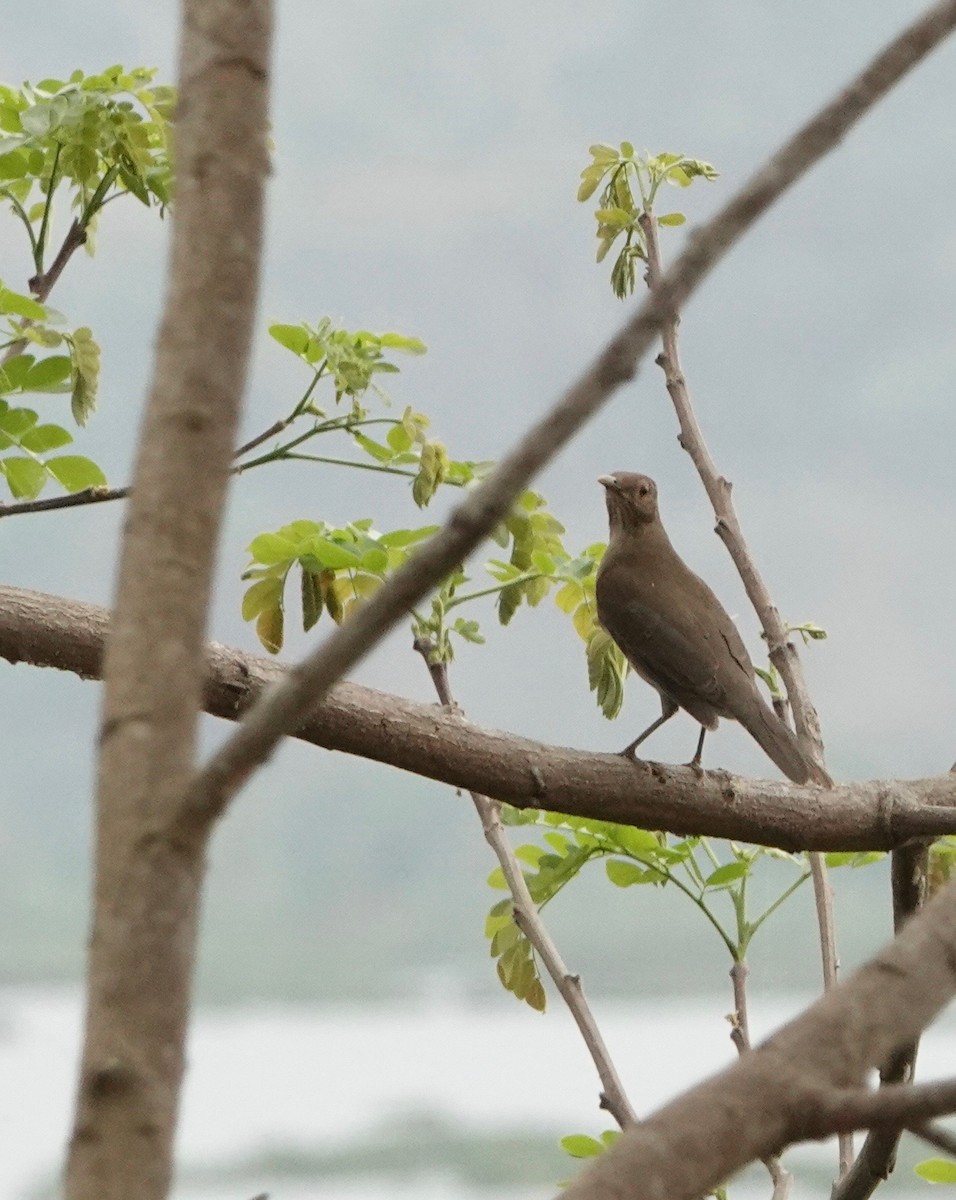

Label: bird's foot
[685,756,705,779]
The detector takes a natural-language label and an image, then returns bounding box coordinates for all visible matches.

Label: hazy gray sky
[2,2,956,990]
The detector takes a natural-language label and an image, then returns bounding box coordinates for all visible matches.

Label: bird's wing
[600,593,726,708]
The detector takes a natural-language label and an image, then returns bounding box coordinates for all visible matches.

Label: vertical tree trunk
[65,3,273,1197]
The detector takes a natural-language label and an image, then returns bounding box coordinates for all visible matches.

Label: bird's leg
[620,700,678,760]
[688,726,707,775]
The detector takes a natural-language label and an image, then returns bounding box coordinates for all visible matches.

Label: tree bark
[3,586,956,853]
[64,3,272,1198]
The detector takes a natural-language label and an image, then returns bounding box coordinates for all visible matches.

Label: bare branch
[413,638,638,1130]
[817,1078,956,1135]
[909,1122,956,1159]
[642,193,844,1164]
[561,873,956,1200]
[170,0,956,834]
[4,585,956,852]
[0,484,131,518]
[832,843,929,1200]
[729,960,794,1195]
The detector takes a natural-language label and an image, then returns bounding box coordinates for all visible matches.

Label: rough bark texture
[63,3,272,1198]
[560,877,956,1200]
[3,586,956,852]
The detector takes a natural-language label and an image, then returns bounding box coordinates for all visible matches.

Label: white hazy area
[3,985,956,1200]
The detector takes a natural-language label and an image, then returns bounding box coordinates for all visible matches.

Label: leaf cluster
[260,318,488,508]
[485,807,811,1007]
[0,288,103,498]
[241,474,626,726]
[0,66,173,222]
[577,142,717,298]
[0,65,173,501]
[242,519,438,654]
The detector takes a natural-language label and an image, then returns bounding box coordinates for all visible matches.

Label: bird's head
[598,472,659,533]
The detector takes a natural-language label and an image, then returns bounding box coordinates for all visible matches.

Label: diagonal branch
[561,873,956,1200]
[170,0,956,835]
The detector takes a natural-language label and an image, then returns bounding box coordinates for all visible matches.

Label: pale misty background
[1,2,955,1197]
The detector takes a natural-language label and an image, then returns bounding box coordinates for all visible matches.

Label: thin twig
[31,217,88,302]
[909,1122,956,1158]
[563,863,956,1200]
[168,0,956,835]
[413,636,637,1129]
[636,209,830,783]
[0,484,131,517]
[1,218,89,367]
[642,202,845,1160]
[640,190,848,1174]
[832,843,929,1200]
[729,960,794,1198]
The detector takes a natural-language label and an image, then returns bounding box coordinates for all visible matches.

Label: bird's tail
[745,699,831,786]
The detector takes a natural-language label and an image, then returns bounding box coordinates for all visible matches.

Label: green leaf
[241,576,284,621]
[561,1135,606,1159]
[247,532,298,565]
[0,405,37,438]
[657,212,686,227]
[0,286,46,320]
[352,431,394,463]
[386,422,413,453]
[378,332,427,354]
[44,455,107,491]
[19,423,72,452]
[0,354,34,394]
[256,604,284,654]
[412,441,447,507]
[525,978,546,1011]
[69,327,100,426]
[24,354,72,391]
[595,206,633,226]
[377,526,439,549]
[554,580,584,614]
[0,150,29,179]
[577,172,602,203]
[484,903,513,939]
[304,536,362,570]
[606,859,649,887]
[452,618,484,644]
[269,323,310,355]
[824,851,886,869]
[616,826,664,856]
[704,861,750,888]
[1,455,46,499]
[915,1159,956,1183]
[301,568,322,632]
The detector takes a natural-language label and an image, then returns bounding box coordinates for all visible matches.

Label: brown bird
[596,471,817,784]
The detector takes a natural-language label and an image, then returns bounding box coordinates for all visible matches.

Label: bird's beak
[597,474,618,491]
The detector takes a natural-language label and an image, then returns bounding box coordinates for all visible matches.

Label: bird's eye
[638,485,649,497]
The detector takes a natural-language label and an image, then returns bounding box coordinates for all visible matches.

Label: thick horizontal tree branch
[3,584,956,852]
